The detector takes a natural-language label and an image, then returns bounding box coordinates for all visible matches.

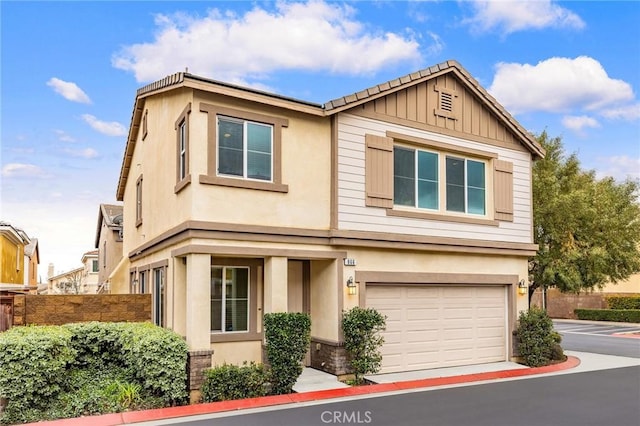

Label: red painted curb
[613,332,640,339]
[23,356,580,426]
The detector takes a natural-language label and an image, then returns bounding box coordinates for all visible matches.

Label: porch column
[264,256,288,313]
[185,253,211,350]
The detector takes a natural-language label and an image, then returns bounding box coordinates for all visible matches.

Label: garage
[366,285,507,374]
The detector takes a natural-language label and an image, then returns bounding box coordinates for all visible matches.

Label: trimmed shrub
[201,362,269,402]
[263,312,311,395]
[575,309,640,323]
[342,307,386,385]
[117,322,189,405]
[0,325,75,413]
[515,307,559,367]
[64,321,126,369]
[606,296,640,310]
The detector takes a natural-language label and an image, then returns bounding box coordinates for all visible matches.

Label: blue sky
[2,1,639,278]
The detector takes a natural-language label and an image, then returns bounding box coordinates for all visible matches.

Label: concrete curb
[27,357,580,426]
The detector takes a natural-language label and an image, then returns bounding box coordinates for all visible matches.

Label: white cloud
[595,155,640,181]
[600,103,640,121]
[1,163,49,178]
[488,56,634,115]
[425,31,445,56]
[464,0,585,34]
[81,114,127,137]
[112,0,421,83]
[63,147,99,159]
[55,129,76,143]
[46,78,92,104]
[561,115,600,132]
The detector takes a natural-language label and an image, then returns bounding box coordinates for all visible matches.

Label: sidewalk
[28,354,600,426]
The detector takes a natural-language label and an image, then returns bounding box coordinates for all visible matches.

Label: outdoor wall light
[346,276,357,296]
[518,279,528,295]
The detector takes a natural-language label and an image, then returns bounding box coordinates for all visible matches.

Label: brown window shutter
[494,159,514,222]
[365,134,394,208]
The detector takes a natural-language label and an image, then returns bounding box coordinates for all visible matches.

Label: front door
[287,260,311,366]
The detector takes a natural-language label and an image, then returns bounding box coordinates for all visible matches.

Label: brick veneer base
[187,350,214,395]
[310,338,351,376]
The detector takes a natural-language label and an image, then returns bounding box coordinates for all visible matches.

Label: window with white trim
[217,117,273,182]
[153,267,165,327]
[393,147,486,216]
[210,266,249,333]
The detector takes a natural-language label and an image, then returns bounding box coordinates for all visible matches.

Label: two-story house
[47,250,100,294]
[116,60,543,378]
[94,203,124,293]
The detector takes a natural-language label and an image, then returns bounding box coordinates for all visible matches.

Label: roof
[48,267,84,282]
[323,60,544,158]
[0,221,30,246]
[95,203,123,247]
[25,238,39,261]
[116,60,544,200]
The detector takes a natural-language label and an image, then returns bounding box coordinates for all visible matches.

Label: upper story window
[135,175,143,227]
[218,117,273,182]
[175,103,191,193]
[91,259,99,273]
[199,103,289,193]
[365,132,510,225]
[393,147,486,216]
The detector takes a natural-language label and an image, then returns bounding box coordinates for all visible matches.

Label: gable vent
[440,92,453,112]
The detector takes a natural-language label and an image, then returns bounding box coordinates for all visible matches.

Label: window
[392,147,486,216]
[210,266,249,333]
[218,117,272,181]
[129,271,137,293]
[136,175,143,227]
[445,157,485,215]
[178,120,187,180]
[142,109,148,140]
[91,259,99,273]
[394,147,438,210]
[103,241,106,268]
[175,103,191,192]
[153,267,165,327]
[199,103,289,193]
[139,270,147,294]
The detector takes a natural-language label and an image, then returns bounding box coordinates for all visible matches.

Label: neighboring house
[0,221,35,288]
[24,238,40,287]
[47,250,100,294]
[116,60,543,376]
[95,203,124,293]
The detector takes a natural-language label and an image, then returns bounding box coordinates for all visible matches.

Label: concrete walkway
[292,367,350,392]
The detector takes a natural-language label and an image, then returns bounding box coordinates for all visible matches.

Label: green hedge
[606,296,640,310]
[575,309,640,323]
[0,325,75,414]
[201,362,269,402]
[0,322,188,424]
[264,312,311,395]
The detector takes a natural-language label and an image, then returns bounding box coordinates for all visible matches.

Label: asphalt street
[553,321,640,358]
[147,366,640,426]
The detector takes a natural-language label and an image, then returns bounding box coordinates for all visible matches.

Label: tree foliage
[342,307,386,385]
[530,131,640,295]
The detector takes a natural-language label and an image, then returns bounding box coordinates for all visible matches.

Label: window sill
[199,174,288,193]
[387,208,499,226]
[174,174,192,194]
[210,331,262,343]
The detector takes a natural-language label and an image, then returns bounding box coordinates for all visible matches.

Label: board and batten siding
[337,113,533,244]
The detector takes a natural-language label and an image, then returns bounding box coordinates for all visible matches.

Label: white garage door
[367,285,507,374]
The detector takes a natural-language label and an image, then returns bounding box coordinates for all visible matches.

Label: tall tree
[529,131,640,297]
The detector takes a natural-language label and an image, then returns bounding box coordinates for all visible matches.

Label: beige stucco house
[47,250,100,294]
[94,203,124,293]
[115,60,543,377]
